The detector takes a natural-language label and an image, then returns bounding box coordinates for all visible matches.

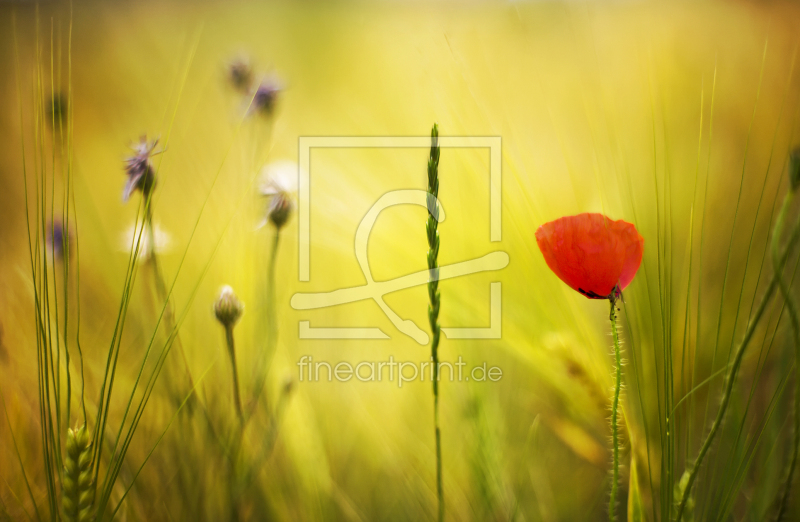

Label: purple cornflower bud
[249,76,282,117]
[47,219,70,261]
[123,136,161,202]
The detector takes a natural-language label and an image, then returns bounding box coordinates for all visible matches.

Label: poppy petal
[535,213,644,299]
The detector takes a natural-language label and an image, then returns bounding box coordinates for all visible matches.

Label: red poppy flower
[535,213,644,300]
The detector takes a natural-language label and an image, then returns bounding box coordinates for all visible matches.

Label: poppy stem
[675,190,800,522]
[609,297,622,522]
[426,123,444,522]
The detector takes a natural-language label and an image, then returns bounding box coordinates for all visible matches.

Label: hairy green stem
[426,123,444,522]
[609,299,622,522]
[773,190,800,521]
[676,194,800,521]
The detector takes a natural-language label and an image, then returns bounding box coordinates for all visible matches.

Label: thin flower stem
[145,205,197,401]
[236,383,293,494]
[225,325,244,422]
[426,123,444,522]
[675,196,800,521]
[609,298,622,522]
[268,229,280,335]
[246,228,281,422]
[772,190,800,521]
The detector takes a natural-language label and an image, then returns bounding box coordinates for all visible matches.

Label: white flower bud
[214,285,244,328]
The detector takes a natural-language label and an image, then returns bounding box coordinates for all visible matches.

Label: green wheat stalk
[62,425,93,522]
[702,49,798,517]
[426,123,444,522]
[675,168,800,521]
[772,155,800,521]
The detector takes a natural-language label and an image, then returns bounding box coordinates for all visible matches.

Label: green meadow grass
[2,1,800,520]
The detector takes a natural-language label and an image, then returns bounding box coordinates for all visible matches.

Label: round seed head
[259,160,298,230]
[268,193,293,229]
[214,285,244,328]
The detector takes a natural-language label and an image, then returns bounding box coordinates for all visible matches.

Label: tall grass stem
[771,190,800,521]
[675,192,800,521]
[426,123,444,522]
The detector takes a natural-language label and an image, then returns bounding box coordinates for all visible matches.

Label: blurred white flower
[121,222,172,259]
[260,160,299,196]
[258,160,300,230]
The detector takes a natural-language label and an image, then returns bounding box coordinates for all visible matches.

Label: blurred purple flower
[123,136,160,202]
[249,76,282,117]
[228,57,254,94]
[47,219,70,261]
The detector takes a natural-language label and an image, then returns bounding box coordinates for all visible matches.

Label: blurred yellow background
[2,1,800,520]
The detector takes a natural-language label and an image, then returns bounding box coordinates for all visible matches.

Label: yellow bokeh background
[2,1,800,520]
